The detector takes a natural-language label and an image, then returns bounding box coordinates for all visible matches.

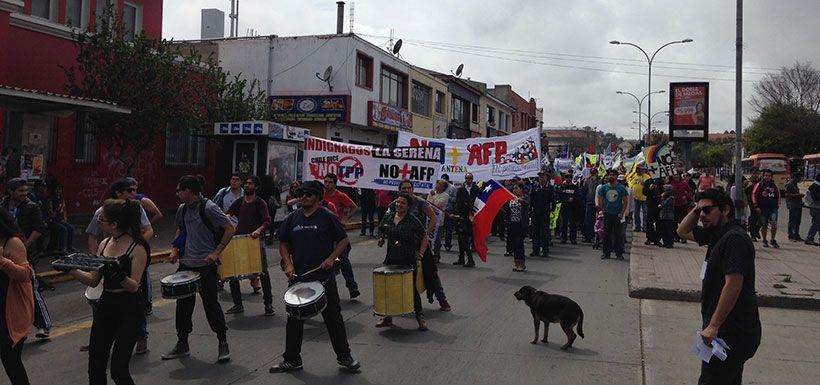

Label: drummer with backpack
[224,175,274,316]
[270,180,361,374]
[162,175,235,363]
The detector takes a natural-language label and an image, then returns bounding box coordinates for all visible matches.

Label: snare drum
[161,271,201,299]
[372,265,414,317]
[284,281,327,319]
[219,235,263,281]
[84,281,103,305]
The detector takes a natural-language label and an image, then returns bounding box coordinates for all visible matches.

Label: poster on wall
[368,101,413,131]
[233,141,257,175]
[397,127,542,182]
[669,82,709,141]
[267,141,298,192]
[302,136,442,193]
[20,153,44,180]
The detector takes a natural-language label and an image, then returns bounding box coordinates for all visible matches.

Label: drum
[84,281,103,305]
[372,265,414,317]
[284,281,327,320]
[219,235,263,281]
[161,271,201,299]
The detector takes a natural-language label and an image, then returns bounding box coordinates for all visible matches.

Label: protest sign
[397,127,542,182]
[642,143,677,179]
[302,136,442,192]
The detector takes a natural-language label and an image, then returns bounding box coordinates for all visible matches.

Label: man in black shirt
[677,189,761,385]
[454,173,480,267]
[270,180,360,373]
[529,171,554,257]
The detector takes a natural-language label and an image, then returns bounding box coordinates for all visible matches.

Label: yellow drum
[372,265,414,316]
[219,235,263,280]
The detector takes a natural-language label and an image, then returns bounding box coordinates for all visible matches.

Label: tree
[745,103,820,157]
[750,61,820,113]
[691,142,732,168]
[64,7,267,175]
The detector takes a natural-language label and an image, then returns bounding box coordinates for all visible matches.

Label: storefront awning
[0,85,131,116]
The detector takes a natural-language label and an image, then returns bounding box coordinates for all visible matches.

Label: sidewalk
[629,230,820,310]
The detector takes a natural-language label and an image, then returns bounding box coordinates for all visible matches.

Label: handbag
[804,186,820,209]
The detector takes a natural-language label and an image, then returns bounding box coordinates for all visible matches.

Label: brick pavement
[629,230,820,309]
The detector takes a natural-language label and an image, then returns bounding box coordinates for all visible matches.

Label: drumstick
[293,258,341,277]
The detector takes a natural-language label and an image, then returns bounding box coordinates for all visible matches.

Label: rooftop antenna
[349,2,354,33]
[228,0,240,37]
[386,29,394,52]
[452,63,464,78]
[316,65,334,92]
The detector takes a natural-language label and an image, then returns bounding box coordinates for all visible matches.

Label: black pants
[788,206,802,238]
[360,203,375,235]
[175,264,227,339]
[229,246,273,307]
[508,222,525,262]
[456,218,474,262]
[376,207,388,234]
[283,279,351,364]
[531,213,549,254]
[89,291,142,385]
[660,219,676,247]
[584,205,597,240]
[645,206,661,243]
[698,352,751,385]
[443,215,454,249]
[0,336,28,385]
[560,209,578,242]
[748,208,761,239]
[602,213,625,256]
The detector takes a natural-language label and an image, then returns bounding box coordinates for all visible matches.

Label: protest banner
[397,127,542,183]
[642,143,677,179]
[302,136,442,192]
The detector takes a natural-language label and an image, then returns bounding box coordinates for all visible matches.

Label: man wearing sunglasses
[677,188,761,385]
[271,180,360,373]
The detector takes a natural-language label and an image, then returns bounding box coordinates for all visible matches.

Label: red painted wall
[1,1,217,213]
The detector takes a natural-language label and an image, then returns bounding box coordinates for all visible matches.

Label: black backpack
[181,199,225,245]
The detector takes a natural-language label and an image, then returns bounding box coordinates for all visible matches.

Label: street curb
[627,239,820,310]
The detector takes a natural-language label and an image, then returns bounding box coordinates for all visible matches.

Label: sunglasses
[698,205,718,215]
[125,188,136,193]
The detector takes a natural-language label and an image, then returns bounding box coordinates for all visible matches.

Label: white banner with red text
[302,136,442,193]
[396,127,542,183]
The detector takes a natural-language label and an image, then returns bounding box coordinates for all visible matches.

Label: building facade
[0,0,214,213]
[488,85,537,133]
[409,66,449,138]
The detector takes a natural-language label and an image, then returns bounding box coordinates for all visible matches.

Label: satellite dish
[315,65,334,91]
[455,63,464,77]
[392,39,403,55]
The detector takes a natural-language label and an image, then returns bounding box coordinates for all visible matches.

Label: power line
[358,33,781,72]
[394,40,758,83]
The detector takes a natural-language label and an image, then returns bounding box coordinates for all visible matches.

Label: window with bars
[73,113,97,164]
[165,129,206,166]
[411,81,431,116]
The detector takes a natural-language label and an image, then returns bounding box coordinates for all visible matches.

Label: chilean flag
[472,180,515,262]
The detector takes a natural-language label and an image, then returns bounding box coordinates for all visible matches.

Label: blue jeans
[602,213,625,256]
[339,247,358,290]
[53,222,75,250]
[808,208,820,241]
[634,200,647,230]
[360,203,375,235]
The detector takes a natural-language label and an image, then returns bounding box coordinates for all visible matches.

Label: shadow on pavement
[485,274,557,288]
[377,327,458,345]
[167,356,249,380]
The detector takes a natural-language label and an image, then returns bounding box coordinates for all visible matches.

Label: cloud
[163,0,820,139]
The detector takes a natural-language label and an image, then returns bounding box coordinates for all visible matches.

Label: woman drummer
[68,199,148,384]
[0,207,34,384]
[376,192,428,331]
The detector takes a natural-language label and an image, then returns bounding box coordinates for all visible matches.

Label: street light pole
[611,38,693,144]
[617,90,664,145]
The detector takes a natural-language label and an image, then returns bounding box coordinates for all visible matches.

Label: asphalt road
[22,230,642,385]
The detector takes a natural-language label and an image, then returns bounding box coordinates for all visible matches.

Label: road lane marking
[49,298,177,339]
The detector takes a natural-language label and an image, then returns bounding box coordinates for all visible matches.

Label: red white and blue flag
[472,180,515,262]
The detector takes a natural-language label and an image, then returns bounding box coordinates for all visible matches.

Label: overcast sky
[162,0,820,140]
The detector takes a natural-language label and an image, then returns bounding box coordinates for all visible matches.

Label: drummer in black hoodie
[271,180,361,374]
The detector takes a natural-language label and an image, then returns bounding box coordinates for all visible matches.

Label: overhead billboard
[668,82,709,141]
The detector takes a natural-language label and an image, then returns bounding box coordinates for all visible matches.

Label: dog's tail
[576,307,585,339]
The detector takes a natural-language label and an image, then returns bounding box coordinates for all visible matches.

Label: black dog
[514,286,585,349]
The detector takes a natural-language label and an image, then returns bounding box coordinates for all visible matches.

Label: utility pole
[734,0,744,217]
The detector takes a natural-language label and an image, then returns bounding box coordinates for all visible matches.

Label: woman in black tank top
[68,199,149,385]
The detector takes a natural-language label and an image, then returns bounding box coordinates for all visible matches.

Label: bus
[741,153,790,190]
[804,153,820,182]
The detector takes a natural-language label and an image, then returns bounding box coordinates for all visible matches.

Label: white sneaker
[36,328,50,340]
